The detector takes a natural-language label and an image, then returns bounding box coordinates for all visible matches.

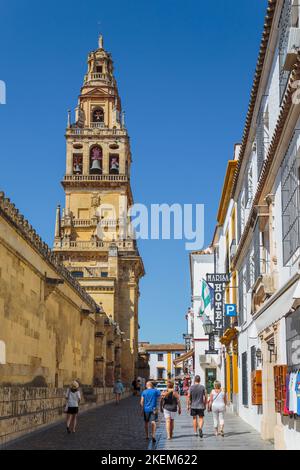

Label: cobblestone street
[4,396,147,450]
[4,396,274,451]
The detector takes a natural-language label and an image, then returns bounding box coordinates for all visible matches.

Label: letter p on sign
[225,304,237,317]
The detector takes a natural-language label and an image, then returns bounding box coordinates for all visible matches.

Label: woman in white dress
[208,381,227,437]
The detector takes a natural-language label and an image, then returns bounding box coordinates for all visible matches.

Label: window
[251,346,257,372]
[101,272,108,278]
[109,154,119,174]
[286,307,300,368]
[238,268,247,325]
[157,368,164,380]
[175,367,182,377]
[253,222,261,282]
[281,130,300,265]
[241,352,249,406]
[256,96,269,177]
[72,153,83,175]
[92,107,104,123]
[96,65,103,73]
[245,164,253,208]
[237,191,245,242]
[90,145,103,174]
[71,271,84,278]
[278,0,300,101]
[157,353,164,361]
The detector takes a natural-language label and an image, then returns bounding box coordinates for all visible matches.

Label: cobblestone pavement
[148,398,274,451]
[4,395,148,450]
[4,396,274,450]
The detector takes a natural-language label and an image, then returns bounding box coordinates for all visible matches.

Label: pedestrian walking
[140,381,161,443]
[113,378,125,405]
[136,378,141,396]
[160,381,181,440]
[208,380,227,436]
[187,375,207,438]
[65,380,81,434]
[132,378,138,396]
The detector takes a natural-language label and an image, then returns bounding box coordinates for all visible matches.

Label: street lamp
[202,316,214,336]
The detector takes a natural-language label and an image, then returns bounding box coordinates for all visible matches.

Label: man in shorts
[188,375,207,438]
[140,381,161,443]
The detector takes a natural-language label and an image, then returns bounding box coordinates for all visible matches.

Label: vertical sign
[206,273,230,336]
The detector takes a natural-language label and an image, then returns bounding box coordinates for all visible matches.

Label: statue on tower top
[98,34,104,50]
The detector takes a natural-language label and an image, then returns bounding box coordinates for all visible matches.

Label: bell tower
[53,35,145,384]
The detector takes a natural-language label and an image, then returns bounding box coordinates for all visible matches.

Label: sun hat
[71,380,79,389]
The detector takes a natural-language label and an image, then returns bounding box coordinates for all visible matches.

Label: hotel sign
[206,273,230,335]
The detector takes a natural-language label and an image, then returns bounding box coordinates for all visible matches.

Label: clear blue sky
[0,0,267,344]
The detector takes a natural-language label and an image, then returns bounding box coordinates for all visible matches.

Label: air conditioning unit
[199,355,212,364]
[284,28,300,71]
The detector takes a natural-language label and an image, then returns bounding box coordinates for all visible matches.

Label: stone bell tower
[53,35,145,385]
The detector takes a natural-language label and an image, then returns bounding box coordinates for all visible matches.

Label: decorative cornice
[0,191,98,312]
[232,53,300,267]
[231,0,277,198]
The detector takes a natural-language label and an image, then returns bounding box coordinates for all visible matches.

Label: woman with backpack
[160,381,181,440]
[208,381,227,437]
[65,380,81,434]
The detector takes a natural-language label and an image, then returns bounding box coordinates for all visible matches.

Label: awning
[254,273,300,333]
[173,349,194,365]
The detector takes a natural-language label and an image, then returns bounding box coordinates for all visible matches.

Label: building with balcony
[229,0,300,449]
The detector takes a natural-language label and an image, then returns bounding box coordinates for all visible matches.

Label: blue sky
[0,0,267,344]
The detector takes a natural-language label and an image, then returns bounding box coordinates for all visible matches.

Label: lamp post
[202,315,218,355]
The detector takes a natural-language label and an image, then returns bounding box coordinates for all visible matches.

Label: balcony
[252,273,277,314]
[66,127,127,137]
[283,27,300,71]
[53,238,136,252]
[62,174,129,188]
[91,73,107,80]
[90,122,106,129]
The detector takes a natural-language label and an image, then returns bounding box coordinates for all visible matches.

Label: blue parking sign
[225,304,237,317]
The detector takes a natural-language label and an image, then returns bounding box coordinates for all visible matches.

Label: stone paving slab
[149,398,274,451]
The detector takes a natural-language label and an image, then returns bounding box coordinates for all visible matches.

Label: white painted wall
[190,253,223,388]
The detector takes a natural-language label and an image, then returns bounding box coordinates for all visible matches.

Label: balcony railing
[54,239,136,251]
[63,174,128,183]
[91,73,107,80]
[66,127,127,137]
[90,122,106,128]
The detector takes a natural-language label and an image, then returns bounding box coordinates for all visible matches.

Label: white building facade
[189,252,223,393]
[144,344,185,381]
[231,0,300,449]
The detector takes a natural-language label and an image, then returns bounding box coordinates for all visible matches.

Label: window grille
[238,268,247,326]
[281,130,300,265]
[245,165,254,208]
[237,194,242,242]
[245,251,251,292]
[251,345,257,372]
[253,222,262,281]
[256,96,269,178]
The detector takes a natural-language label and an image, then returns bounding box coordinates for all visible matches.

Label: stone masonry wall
[0,386,130,446]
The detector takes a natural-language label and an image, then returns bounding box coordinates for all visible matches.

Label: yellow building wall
[0,214,95,387]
